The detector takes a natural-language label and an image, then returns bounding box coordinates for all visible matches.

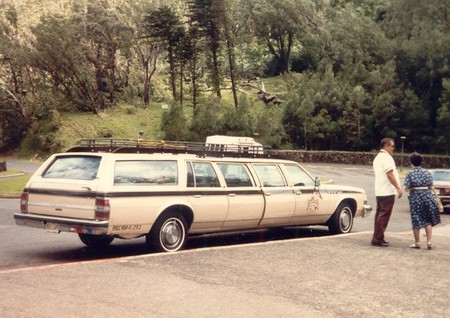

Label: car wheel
[328,202,354,234]
[78,234,114,247]
[147,212,187,252]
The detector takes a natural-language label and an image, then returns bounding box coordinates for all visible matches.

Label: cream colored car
[14,139,372,252]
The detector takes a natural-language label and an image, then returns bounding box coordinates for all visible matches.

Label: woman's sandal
[410,243,421,249]
[427,243,433,250]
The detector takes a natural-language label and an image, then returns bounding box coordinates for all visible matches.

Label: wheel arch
[325,198,356,224]
[342,198,357,216]
[158,204,194,230]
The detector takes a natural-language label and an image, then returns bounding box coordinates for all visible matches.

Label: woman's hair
[409,153,423,167]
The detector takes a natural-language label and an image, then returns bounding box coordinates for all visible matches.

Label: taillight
[95,197,110,220]
[444,188,450,195]
[20,192,28,213]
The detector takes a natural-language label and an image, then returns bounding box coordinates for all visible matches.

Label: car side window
[114,160,178,185]
[253,164,286,187]
[217,163,254,187]
[186,162,195,187]
[284,165,315,187]
[190,162,220,187]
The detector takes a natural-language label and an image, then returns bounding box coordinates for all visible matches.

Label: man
[372,137,403,247]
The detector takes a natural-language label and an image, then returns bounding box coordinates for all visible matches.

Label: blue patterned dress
[404,167,441,229]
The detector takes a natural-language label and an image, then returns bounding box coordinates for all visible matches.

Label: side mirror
[314,177,321,187]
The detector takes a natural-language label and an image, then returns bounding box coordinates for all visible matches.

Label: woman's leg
[413,228,420,243]
[425,225,432,245]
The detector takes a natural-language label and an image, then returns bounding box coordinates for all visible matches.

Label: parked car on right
[430,169,450,213]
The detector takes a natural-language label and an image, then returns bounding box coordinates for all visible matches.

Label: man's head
[380,137,395,155]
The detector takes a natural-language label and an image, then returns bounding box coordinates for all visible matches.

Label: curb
[0,172,25,179]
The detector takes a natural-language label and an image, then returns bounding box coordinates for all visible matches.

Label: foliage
[188,96,223,141]
[1,0,450,156]
[19,108,63,157]
[161,101,189,141]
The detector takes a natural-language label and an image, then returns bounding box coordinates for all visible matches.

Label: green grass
[0,174,31,195]
[58,103,166,150]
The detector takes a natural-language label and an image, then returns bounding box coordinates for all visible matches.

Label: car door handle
[265,192,271,196]
[194,195,202,198]
[295,190,302,195]
[228,193,236,197]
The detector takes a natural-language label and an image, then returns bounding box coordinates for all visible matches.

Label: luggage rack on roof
[65,138,277,158]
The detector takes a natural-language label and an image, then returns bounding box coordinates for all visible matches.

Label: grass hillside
[52,76,290,151]
[57,104,166,150]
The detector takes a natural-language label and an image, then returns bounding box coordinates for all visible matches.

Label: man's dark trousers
[372,195,395,244]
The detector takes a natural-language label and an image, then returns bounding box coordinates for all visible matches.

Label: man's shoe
[371,241,389,247]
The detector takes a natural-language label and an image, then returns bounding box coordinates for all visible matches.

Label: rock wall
[271,150,450,169]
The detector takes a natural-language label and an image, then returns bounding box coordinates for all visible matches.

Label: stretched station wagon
[14,137,372,252]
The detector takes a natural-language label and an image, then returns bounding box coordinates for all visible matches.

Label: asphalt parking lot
[1,224,450,318]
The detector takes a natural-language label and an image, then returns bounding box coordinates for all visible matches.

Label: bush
[161,102,189,141]
[20,109,63,157]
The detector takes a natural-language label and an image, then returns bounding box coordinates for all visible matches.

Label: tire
[78,234,114,247]
[328,202,354,234]
[146,212,188,252]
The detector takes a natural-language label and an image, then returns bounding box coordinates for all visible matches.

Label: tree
[379,0,450,153]
[29,1,133,113]
[436,79,450,154]
[143,5,182,100]
[0,3,30,150]
[74,1,133,108]
[243,0,318,75]
[188,0,222,98]
[218,0,239,108]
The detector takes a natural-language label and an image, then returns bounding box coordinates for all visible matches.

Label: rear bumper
[14,213,109,235]
[439,196,450,206]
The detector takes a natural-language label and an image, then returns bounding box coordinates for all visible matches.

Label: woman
[404,153,441,249]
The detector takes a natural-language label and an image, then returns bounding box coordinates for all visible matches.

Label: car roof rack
[65,138,279,159]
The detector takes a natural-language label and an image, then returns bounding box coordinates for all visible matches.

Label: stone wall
[271,150,450,169]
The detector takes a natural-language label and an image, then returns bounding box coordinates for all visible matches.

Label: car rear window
[43,156,101,180]
[114,160,178,185]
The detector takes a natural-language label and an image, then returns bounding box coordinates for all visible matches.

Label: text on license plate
[44,222,60,233]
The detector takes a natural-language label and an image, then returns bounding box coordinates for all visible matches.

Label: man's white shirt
[373,149,400,196]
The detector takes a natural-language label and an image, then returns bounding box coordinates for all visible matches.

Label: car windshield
[430,170,450,182]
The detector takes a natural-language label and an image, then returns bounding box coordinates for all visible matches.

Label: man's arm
[386,170,403,198]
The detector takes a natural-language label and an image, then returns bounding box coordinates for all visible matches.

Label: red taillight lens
[444,188,450,195]
[20,192,28,213]
[95,197,110,220]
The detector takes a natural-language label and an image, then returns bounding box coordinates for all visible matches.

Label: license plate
[44,222,60,233]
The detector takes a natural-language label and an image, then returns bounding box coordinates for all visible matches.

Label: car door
[186,161,229,232]
[252,164,295,226]
[216,162,264,229]
[282,164,323,224]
